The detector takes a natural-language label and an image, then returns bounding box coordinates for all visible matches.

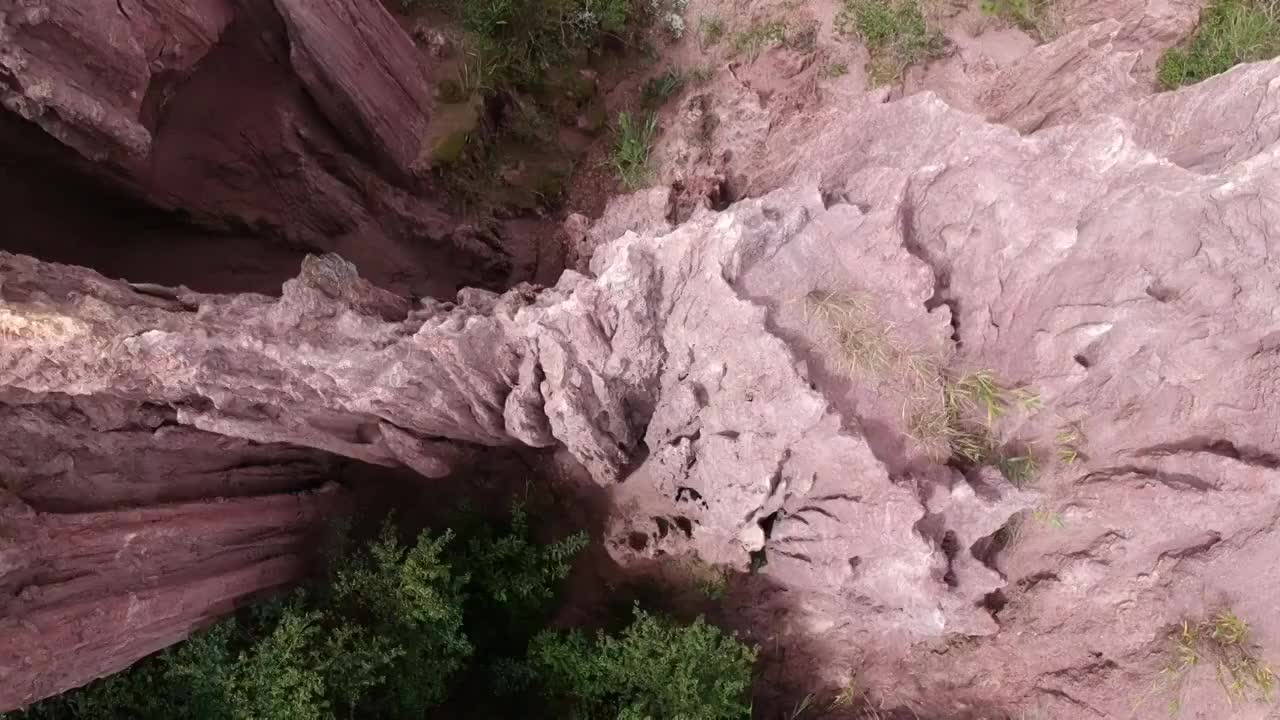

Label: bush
[9,508,754,720]
[835,0,946,84]
[1158,0,1280,88]
[529,607,757,720]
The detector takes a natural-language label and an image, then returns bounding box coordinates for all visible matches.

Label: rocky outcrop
[0,0,506,297]
[10,55,1280,718]
[273,0,435,177]
[0,393,343,709]
[6,9,1280,719]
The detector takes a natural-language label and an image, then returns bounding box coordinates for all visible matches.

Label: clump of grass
[699,14,726,48]
[1031,506,1065,529]
[613,111,659,189]
[804,291,899,376]
[688,562,730,600]
[821,61,851,77]
[835,0,946,84]
[946,370,1041,426]
[980,0,1057,41]
[1158,0,1280,89]
[641,68,685,108]
[1055,421,1085,464]
[996,453,1038,487]
[732,20,790,59]
[1160,610,1277,714]
[908,370,1041,478]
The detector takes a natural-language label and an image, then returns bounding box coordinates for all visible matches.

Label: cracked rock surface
[4,6,1280,718]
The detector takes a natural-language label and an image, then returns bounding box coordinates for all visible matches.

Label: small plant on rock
[613,111,660,189]
[732,20,790,59]
[805,291,900,376]
[980,0,1057,41]
[1055,421,1085,464]
[642,67,686,108]
[1159,610,1277,714]
[699,14,726,48]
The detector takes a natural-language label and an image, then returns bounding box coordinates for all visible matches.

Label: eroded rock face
[0,0,506,296]
[0,394,343,709]
[6,18,1280,720]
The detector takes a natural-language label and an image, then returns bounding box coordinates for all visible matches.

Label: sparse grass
[829,679,866,709]
[980,0,1057,41]
[642,68,686,108]
[1159,610,1277,715]
[1158,0,1280,89]
[908,370,1040,474]
[821,61,851,77]
[1031,506,1065,528]
[1055,421,1085,465]
[946,370,1041,426]
[732,20,790,59]
[613,111,659,189]
[693,565,730,600]
[804,291,899,376]
[699,14,726,48]
[996,453,1038,487]
[787,693,817,719]
[835,0,946,84]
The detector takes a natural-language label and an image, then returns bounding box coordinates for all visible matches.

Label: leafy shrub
[1157,0,1280,88]
[835,0,946,84]
[529,607,757,720]
[436,0,645,87]
[9,508,755,720]
[614,111,659,189]
[11,510,572,719]
[980,0,1056,41]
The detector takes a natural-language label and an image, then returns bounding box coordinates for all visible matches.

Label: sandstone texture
[4,1,1280,718]
[0,394,343,709]
[0,0,506,297]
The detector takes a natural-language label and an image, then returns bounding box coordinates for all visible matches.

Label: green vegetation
[689,561,730,599]
[980,0,1057,41]
[415,0,667,210]
[732,20,790,59]
[805,291,900,376]
[1055,421,1085,465]
[529,608,756,719]
[614,111,660,189]
[835,0,945,84]
[456,0,634,84]
[1031,506,1065,529]
[822,61,851,78]
[908,370,1043,484]
[11,506,756,720]
[1159,610,1277,715]
[642,68,686,108]
[699,14,726,48]
[1158,0,1280,88]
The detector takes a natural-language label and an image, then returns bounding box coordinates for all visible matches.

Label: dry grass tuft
[804,291,900,377]
[1160,610,1277,715]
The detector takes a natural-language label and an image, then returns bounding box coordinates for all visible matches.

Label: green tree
[529,607,757,720]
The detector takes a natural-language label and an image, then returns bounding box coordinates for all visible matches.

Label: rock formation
[0,0,506,297]
[5,1,1280,717]
[0,393,343,709]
